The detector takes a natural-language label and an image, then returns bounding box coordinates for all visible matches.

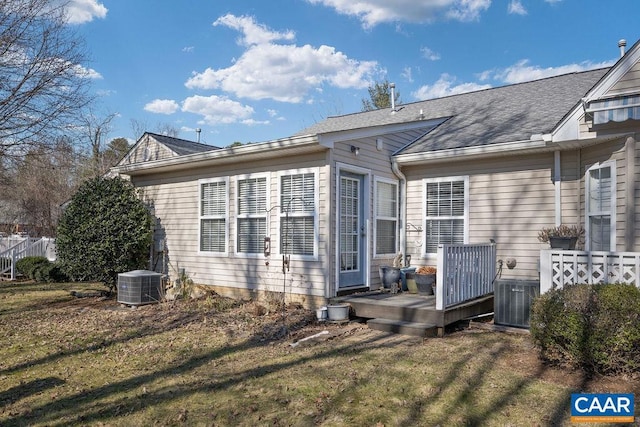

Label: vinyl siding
[131,151,331,299]
[404,153,557,280]
[578,137,633,251]
[122,134,176,165]
[608,60,640,96]
[330,132,420,291]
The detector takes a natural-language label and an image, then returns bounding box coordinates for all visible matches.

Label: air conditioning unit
[117,270,162,306]
[494,279,540,328]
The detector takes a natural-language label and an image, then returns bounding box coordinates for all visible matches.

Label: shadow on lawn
[2,295,601,426]
[3,326,588,427]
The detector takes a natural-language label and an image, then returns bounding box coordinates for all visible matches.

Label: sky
[66,0,640,147]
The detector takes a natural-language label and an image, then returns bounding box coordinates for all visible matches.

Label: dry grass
[0,281,638,426]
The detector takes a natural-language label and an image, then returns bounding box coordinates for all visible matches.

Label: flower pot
[400,267,416,291]
[414,273,436,295]
[327,304,350,321]
[379,266,401,289]
[549,236,577,250]
[316,306,328,321]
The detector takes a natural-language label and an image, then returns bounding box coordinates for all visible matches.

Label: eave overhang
[111,134,322,176]
[393,134,622,166]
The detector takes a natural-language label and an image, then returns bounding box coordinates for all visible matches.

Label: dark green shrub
[16,256,50,279]
[531,283,640,375]
[56,177,152,292]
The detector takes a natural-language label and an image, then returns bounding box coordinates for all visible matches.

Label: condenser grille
[494,279,540,328]
[117,270,162,306]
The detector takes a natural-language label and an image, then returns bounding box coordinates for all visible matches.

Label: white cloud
[214,14,295,47]
[75,64,102,79]
[412,73,491,100]
[307,0,491,28]
[421,46,441,61]
[508,0,527,15]
[63,0,107,24]
[181,95,254,125]
[186,15,380,103]
[267,109,278,117]
[144,99,180,115]
[492,59,615,84]
[182,46,195,53]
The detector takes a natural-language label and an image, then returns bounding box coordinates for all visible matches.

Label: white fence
[435,243,497,310]
[540,249,640,293]
[0,237,56,280]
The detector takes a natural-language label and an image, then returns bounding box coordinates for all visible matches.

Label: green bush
[16,256,50,279]
[530,283,640,375]
[56,177,152,292]
[15,256,69,282]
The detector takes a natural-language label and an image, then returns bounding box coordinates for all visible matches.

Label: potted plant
[538,224,585,250]
[414,266,436,295]
[379,252,403,290]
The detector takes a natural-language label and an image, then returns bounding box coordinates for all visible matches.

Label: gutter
[112,134,321,176]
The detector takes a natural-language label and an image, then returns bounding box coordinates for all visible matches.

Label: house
[113,39,640,310]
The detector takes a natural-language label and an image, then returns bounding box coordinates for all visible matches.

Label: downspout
[391,158,407,262]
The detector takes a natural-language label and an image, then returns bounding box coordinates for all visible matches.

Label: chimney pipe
[196,128,201,143]
[618,39,627,58]
[390,82,396,112]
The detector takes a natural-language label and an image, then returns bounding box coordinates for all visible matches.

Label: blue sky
[67,0,639,146]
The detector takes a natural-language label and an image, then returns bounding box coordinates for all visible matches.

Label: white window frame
[235,172,270,258]
[422,176,469,260]
[198,177,229,255]
[585,160,616,251]
[374,177,399,257]
[277,168,319,260]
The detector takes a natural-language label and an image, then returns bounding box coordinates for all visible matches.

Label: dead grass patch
[0,281,638,426]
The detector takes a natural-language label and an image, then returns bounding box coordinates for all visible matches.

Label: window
[423,177,468,254]
[237,175,268,254]
[586,162,615,251]
[375,178,398,256]
[280,171,317,256]
[199,178,227,253]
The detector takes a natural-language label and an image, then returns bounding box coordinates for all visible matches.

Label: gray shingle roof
[148,133,221,156]
[296,68,609,154]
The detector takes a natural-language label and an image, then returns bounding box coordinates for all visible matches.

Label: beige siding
[608,60,640,96]
[131,151,332,304]
[330,132,422,291]
[122,135,176,165]
[404,153,558,280]
[579,137,636,251]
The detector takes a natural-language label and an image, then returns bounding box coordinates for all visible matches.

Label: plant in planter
[379,252,403,290]
[414,266,437,295]
[538,224,585,250]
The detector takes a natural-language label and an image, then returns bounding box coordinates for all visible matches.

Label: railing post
[539,249,553,293]
[10,249,15,280]
[436,245,445,310]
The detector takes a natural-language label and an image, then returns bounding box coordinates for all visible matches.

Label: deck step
[367,318,437,338]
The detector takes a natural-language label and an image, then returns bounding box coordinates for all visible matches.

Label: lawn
[0,281,638,426]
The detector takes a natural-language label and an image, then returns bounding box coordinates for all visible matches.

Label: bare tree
[0,0,92,158]
[3,137,80,236]
[78,109,116,177]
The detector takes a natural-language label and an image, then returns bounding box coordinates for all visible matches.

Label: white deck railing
[435,243,497,310]
[0,237,56,280]
[540,249,640,293]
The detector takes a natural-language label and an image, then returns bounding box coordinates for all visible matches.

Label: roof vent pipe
[196,128,201,143]
[390,82,396,112]
[619,39,627,57]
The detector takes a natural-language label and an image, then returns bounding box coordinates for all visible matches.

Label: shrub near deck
[530,283,640,375]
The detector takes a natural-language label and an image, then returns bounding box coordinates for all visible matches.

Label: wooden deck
[331,291,494,337]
